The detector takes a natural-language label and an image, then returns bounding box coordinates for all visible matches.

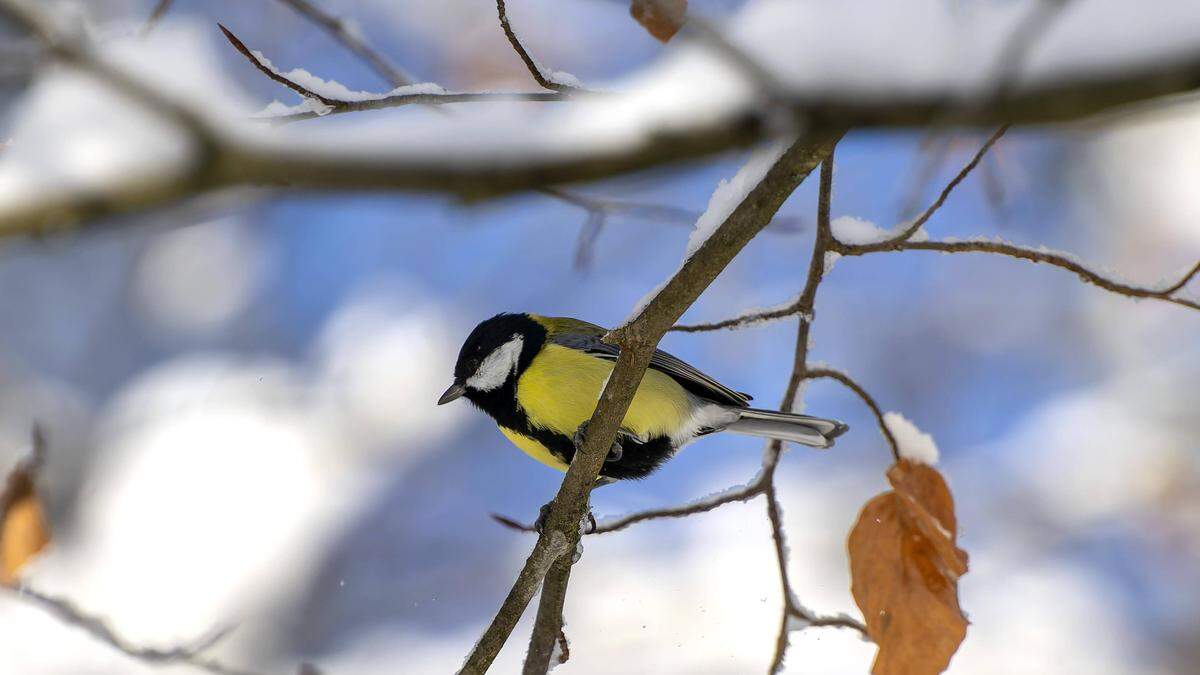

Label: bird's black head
[437,312,547,407]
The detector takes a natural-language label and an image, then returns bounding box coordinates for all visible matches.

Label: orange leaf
[848,460,968,675]
[0,445,50,586]
[630,0,686,42]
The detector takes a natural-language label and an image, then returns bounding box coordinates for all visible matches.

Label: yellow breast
[515,344,690,442]
[498,427,570,472]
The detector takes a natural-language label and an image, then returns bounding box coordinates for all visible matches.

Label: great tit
[438,313,847,482]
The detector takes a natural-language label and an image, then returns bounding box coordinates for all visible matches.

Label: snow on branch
[273,0,417,88]
[5,0,1200,237]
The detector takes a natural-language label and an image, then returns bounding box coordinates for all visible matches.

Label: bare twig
[804,368,901,462]
[274,0,416,87]
[572,209,605,270]
[495,0,583,93]
[219,23,572,121]
[12,586,259,675]
[847,125,1010,252]
[836,238,1200,312]
[140,0,173,36]
[766,147,872,672]
[490,482,764,535]
[670,296,807,333]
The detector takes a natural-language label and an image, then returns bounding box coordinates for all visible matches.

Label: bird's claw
[573,421,625,463]
[533,501,597,536]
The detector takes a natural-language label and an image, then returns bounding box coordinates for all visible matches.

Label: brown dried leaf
[848,460,968,675]
[631,0,687,42]
[0,440,50,586]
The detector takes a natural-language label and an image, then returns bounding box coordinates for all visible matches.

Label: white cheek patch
[466,335,524,392]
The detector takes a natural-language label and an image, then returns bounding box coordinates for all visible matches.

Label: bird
[437,313,847,484]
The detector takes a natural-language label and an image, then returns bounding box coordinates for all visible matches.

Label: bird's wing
[537,316,752,407]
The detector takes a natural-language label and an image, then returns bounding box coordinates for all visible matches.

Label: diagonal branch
[218,24,341,108]
[140,0,173,36]
[844,125,1009,252]
[274,0,416,88]
[495,0,584,93]
[12,586,260,675]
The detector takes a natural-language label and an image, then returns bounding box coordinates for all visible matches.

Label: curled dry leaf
[848,459,968,675]
[631,0,687,42]
[0,434,50,586]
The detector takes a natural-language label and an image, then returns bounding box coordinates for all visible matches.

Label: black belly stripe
[466,377,677,480]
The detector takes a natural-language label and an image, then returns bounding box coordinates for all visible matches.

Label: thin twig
[490,483,765,535]
[218,23,573,123]
[495,0,583,93]
[670,297,807,333]
[274,0,416,87]
[804,368,901,462]
[846,125,1010,252]
[140,0,173,36]
[12,586,260,675]
[766,148,864,672]
[836,238,1200,312]
[218,24,342,108]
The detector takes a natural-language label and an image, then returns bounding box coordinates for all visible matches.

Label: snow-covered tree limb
[6,0,1200,238]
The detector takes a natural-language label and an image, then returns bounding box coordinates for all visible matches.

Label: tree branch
[460,129,844,675]
[804,368,901,462]
[12,586,260,675]
[845,125,1009,252]
[835,238,1200,312]
[140,0,173,36]
[274,0,417,88]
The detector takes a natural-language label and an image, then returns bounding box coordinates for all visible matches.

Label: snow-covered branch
[5,0,1200,238]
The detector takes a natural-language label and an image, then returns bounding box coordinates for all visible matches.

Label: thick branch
[523,557,572,674]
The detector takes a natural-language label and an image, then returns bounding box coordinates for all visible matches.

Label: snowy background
[1,0,1199,673]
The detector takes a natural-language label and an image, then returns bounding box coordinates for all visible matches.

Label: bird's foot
[573,420,625,463]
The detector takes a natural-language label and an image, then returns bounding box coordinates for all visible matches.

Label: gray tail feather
[724,408,848,448]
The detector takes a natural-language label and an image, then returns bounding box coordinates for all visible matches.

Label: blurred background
[1,1,1199,673]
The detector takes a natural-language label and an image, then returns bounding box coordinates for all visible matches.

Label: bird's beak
[437,382,467,405]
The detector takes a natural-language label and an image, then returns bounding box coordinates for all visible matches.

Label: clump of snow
[883,412,939,464]
[531,57,584,89]
[686,140,791,259]
[830,215,928,245]
[823,251,841,274]
[249,48,446,105]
